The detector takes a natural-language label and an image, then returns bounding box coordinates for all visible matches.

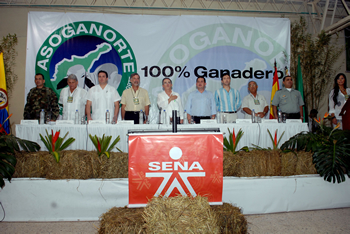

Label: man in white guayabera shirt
[86,70,121,123]
[242,81,269,119]
[157,78,184,124]
[59,74,87,121]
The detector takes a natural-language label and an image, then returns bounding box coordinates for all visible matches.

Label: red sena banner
[128,133,223,207]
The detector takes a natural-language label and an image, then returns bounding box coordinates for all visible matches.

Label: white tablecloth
[16,123,309,152]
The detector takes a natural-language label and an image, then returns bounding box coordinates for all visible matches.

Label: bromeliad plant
[89,134,122,158]
[39,130,75,163]
[223,128,249,154]
[267,129,285,150]
[281,113,350,183]
[1,114,40,188]
[252,129,285,150]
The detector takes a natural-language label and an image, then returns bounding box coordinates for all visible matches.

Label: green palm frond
[0,133,40,189]
[281,126,350,183]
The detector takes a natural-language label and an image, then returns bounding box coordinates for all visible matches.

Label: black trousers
[125,111,144,124]
[283,112,300,119]
[193,116,211,124]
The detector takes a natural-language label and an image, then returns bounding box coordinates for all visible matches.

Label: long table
[15,122,309,152]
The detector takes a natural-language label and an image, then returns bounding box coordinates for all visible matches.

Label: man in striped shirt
[214,72,241,123]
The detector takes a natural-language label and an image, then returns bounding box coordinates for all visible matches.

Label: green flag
[296,55,306,122]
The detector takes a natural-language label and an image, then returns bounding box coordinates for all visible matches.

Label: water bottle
[159,107,162,124]
[139,110,144,124]
[278,109,282,123]
[216,112,221,123]
[183,110,188,124]
[163,110,167,125]
[106,110,110,124]
[40,109,45,124]
[81,115,86,125]
[251,109,256,123]
[75,110,79,124]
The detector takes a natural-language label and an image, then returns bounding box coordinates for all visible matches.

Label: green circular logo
[35,21,136,97]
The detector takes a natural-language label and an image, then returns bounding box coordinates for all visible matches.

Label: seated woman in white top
[157,78,184,124]
[329,73,350,129]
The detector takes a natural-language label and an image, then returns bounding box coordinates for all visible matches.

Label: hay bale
[14,150,314,179]
[238,150,267,177]
[97,152,129,178]
[98,206,145,234]
[45,150,97,179]
[223,151,242,176]
[212,203,247,234]
[264,150,281,176]
[281,151,297,176]
[143,196,220,234]
[237,150,281,177]
[295,151,317,175]
[14,151,128,179]
[13,151,47,178]
[281,151,316,176]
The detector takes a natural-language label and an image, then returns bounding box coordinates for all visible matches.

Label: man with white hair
[59,74,87,121]
[242,81,269,119]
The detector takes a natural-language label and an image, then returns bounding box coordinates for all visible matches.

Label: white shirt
[157,91,184,119]
[242,93,268,119]
[59,87,87,120]
[329,88,350,120]
[86,84,121,121]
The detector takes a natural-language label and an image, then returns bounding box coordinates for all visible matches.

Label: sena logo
[145,146,205,198]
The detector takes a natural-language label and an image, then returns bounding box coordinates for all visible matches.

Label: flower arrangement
[39,130,75,163]
[223,128,249,154]
[89,134,122,158]
[267,129,285,150]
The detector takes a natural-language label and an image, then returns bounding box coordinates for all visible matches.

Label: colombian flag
[0,52,10,134]
[269,62,280,119]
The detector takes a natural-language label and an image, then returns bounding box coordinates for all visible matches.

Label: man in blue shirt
[214,72,241,123]
[185,77,216,124]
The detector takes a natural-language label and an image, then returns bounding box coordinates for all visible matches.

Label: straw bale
[281,151,316,176]
[223,151,242,176]
[212,203,247,234]
[237,150,267,177]
[14,151,128,179]
[143,196,220,234]
[97,152,129,178]
[281,152,298,176]
[98,206,145,234]
[295,151,316,175]
[14,150,314,179]
[264,150,281,176]
[45,150,97,179]
[13,151,47,178]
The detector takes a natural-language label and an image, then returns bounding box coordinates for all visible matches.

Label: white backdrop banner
[25,12,290,122]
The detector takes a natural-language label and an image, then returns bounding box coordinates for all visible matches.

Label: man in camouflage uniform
[23,73,59,121]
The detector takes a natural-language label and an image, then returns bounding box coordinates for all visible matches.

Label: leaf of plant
[101,136,111,153]
[0,153,17,167]
[107,136,120,152]
[59,138,75,151]
[89,134,98,150]
[40,133,51,152]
